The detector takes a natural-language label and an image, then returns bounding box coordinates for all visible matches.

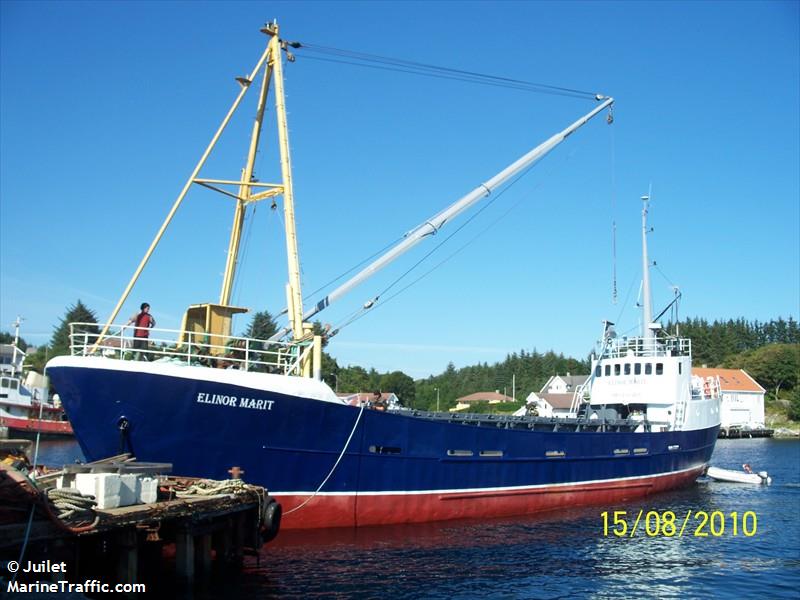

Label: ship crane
[270,95,615,341]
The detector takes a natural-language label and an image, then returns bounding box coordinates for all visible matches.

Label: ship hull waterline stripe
[272,462,706,497]
[275,466,706,529]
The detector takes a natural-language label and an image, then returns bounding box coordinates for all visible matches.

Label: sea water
[33,437,800,598]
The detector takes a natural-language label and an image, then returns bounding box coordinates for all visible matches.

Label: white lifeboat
[706,464,772,485]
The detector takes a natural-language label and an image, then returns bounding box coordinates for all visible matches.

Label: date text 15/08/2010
[601,510,758,538]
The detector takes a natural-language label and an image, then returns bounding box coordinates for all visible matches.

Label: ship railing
[603,336,691,359]
[68,322,313,377]
[1,343,26,375]
[569,382,590,417]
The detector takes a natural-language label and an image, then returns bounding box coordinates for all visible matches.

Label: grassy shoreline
[766,402,800,437]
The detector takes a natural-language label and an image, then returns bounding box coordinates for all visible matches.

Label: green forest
[4,304,799,421]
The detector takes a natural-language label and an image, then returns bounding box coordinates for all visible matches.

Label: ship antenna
[641,186,654,340]
[11,315,24,376]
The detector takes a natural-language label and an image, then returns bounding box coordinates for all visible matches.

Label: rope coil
[173,478,251,497]
[45,487,100,528]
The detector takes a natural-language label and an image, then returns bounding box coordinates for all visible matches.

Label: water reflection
[22,437,84,466]
[238,439,799,600]
[32,437,800,599]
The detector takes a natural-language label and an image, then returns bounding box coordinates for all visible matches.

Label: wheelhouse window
[604,365,611,376]
[595,365,602,377]
[614,364,621,376]
[0,378,8,389]
[645,363,652,375]
[624,363,631,375]
[656,363,664,375]
[634,363,642,375]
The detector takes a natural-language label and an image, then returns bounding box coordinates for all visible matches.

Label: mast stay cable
[293,43,599,100]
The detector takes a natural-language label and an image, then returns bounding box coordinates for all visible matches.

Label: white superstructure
[577,195,721,432]
[587,336,720,431]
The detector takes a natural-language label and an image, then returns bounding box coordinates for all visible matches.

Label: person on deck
[127,303,156,359]
[372,391,388,412]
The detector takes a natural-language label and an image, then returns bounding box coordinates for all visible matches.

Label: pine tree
[0,331,28,350]
[245,310,278,340]
[50,300,99,357]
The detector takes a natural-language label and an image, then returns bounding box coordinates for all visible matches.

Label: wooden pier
[718,427,774,439]
[1,444,280,595]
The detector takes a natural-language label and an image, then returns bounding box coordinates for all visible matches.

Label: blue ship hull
[48,359,719,528]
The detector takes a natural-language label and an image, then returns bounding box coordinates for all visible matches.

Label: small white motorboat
[706,464,772,485]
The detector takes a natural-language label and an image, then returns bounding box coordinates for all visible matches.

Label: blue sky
[1,1,798,379]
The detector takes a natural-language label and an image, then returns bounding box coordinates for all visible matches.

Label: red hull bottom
[275,465,706,529]
[0,415,74,436]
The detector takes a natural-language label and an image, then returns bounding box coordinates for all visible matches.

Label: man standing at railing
[127,302,156,360]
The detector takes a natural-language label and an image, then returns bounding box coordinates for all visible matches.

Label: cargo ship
[46,22,720,529]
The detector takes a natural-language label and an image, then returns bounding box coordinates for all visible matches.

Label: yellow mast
[219,50,274,306]
[220,22,305,342]
[266,23,305,342]
[92,40,274,352]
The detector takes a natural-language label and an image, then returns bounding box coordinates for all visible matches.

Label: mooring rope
[172,477,268,528]
[284,401,366,515]
[173,478,251,497]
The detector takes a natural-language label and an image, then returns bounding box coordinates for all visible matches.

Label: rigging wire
[294,46,596,304]
[615,277,638,329]
[610,120,618,304]
[232,203,258,308]
[329,145,578,335]
[305,232,407,302]
[337,187,527,331]
[654,262,677,288]
[295,55,593,101]
[293,43,599,101]
[264,40,608,330]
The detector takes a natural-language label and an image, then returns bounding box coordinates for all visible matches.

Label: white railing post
[312,335,322,380]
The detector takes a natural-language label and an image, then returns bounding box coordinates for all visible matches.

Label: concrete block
[137,476,158,504]
[119,473,139,506]
[75,473,122,509]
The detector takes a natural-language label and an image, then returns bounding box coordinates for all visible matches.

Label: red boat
[1,337,73,437]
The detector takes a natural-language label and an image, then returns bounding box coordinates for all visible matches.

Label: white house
[520,392,575,417]
[540,374,589,395]
[451,392,514,412]
[692,367,765,429]
[516,374,590,417]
